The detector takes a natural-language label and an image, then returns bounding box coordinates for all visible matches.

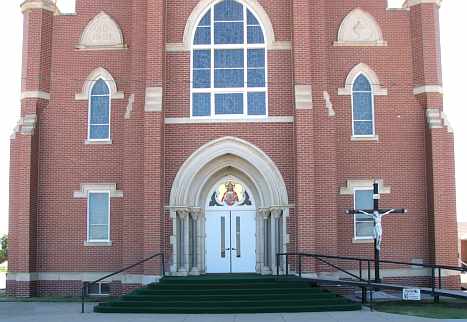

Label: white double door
[205,210,256,273]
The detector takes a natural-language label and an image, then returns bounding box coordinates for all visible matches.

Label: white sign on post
[402,288,421,301]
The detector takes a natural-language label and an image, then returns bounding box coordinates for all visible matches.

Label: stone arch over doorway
[168,136,290,275]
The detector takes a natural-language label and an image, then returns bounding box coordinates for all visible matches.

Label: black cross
[345,182,407,283]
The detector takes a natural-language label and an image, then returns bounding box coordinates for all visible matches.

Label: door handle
[226,248,237,251]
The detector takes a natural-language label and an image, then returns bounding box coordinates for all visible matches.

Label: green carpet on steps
[94,274,361,314]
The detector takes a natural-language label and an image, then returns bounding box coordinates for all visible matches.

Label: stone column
[190,209,203,275]
[169,210,178,273]
[177,209,190,274]
[262,210,271,274]
[271,209,283,274]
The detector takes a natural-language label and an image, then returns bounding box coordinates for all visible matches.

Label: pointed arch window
[191,0,267,118]
[88,79,111,141]
[352,74,375,136]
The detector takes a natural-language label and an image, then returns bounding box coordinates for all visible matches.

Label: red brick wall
[8,0,459,296]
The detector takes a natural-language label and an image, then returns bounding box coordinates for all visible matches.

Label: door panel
[205,210,256,273]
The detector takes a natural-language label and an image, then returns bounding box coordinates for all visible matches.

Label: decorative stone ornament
[78,12,126,50]
[335,9,387,47]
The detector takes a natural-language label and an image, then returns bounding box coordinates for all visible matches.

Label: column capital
[258,208,270,219]
[177,208,190,219]
[191,208,203,220]
[271,208,283,218]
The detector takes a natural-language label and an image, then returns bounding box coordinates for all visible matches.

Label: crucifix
[346,182,407,283]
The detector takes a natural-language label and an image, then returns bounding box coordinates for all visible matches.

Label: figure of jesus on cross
[346,182,407,283]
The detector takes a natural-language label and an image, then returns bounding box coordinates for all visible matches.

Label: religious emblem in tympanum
[209,181,252,207]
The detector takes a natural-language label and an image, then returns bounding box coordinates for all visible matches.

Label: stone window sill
[351,135,379,142]
[84,241,113,247]
[85,140,112,145]
[352,238,374,244]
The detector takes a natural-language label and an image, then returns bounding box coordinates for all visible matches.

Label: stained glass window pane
[248,92,266,115]
[356,222,374,238]
[355,190,373,210]
[353,92,373,120]
[247,49,265,68]
[214,22,244,44]
[194,70,211,88]
[247,26,264,44]
[353,74,371,92]
[194,50,211,68]
[90,96,110,124]
[89,192,109,241]
[247,10,259,25]
[199,10,211,26]
[354,121,374,136]
[247,69,265,87]
[90,125,110,140]
[215,93,243,114]
[91,79,109,95]
[89,193,109,225]
[214,0,243,21]
[215,49,243,68]
[193,93,211,116]
[89,226,109,241]
[194,27,211,45]
[215,69,244,88]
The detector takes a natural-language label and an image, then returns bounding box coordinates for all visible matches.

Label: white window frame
[87,78,112,142]
[190,0,268,119]
[351,72,375,138]
[353,187,375,240]
[87,282,110,296]
[87,190,111,243]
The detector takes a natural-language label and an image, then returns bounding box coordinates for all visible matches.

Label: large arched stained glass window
[192,0,267,118]
[352,74,375,136]
[88,79,111,141]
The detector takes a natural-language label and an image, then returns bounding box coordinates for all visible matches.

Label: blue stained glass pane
[354,121,374,136]
[215,22,244,44]
[193,70,211,88]
[353,74,372,92]
[199,10,211,26]
[91,79,109,95]
[355,190,373,210]
[248,69,265,87]
[214,0,243,21]
[247,26,264,44]
[247,10,259,25]
[194,27,211,45]
[353,92,373,120]
[89,193,109,225]
[90,125,110,140]
[215,49,243,68]
[248,49,265,68]
[90,96,110,124]
[215,93,243,114]
[193,93,211,116]
[248,92,266,115]
[215,69,244,88]
[193,50,211,68]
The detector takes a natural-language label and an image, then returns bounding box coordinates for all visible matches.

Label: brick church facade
[8,0,459,297]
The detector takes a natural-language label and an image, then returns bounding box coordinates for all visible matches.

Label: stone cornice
[403,0,442,8]
[20,0,59,14]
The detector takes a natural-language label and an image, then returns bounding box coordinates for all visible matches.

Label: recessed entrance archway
[168,137,290,275]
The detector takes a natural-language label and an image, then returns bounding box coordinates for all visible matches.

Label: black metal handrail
[276,252,467,306]
[81,252,165,313]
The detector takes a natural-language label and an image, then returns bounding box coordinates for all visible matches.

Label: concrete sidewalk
[0,302,465,322]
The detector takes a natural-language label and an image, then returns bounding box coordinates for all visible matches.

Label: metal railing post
[298,255,302,277]
[285,254,289,276]
[81,282,87,314]
[276,254,280,276]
